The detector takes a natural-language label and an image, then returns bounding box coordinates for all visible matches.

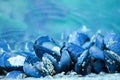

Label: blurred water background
[0,0,120,42]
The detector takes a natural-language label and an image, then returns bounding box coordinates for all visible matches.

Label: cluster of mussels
[0,30,120,79]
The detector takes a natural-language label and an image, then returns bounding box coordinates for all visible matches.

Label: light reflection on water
[0,0,120,41]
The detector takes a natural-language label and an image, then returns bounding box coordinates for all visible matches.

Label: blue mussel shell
[1,31,120,78]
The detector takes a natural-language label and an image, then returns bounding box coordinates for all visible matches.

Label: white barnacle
[82,61,86,67]
[107,60,110,63]
[38,62,48,74]
[110,61,113,65]
[107,60,113,64]
[7,55,26,67]
[82,69,85,71]
[42,57,55,75]
[113,61,115,63]
[106,50,120,63]
[42,42,60,55]
[52,46,60,54]
[107,38,117,47]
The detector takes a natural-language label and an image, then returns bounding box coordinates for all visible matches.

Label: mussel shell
[92,60,107,74]
[104,33,120,55]
[68,32,89,46]
[23,56,42,78]
[15,52,36,58]
[104,50,120,73]
[75,50,90,76]
[43,53,59,74]
[89,46,105,60]
[66,43,85,62]
[33,36,61,61]
[0,52,26,71]
[94,34,105,50]
[6,70,27,79]
[58,50,72,72]
[82,41,93,49]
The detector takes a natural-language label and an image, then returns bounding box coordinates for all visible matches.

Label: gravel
[1,72,120,80]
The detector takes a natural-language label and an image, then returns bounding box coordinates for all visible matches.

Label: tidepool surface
[0,0,120,39]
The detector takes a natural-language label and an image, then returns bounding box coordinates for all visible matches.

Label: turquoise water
[0,0,120,40]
